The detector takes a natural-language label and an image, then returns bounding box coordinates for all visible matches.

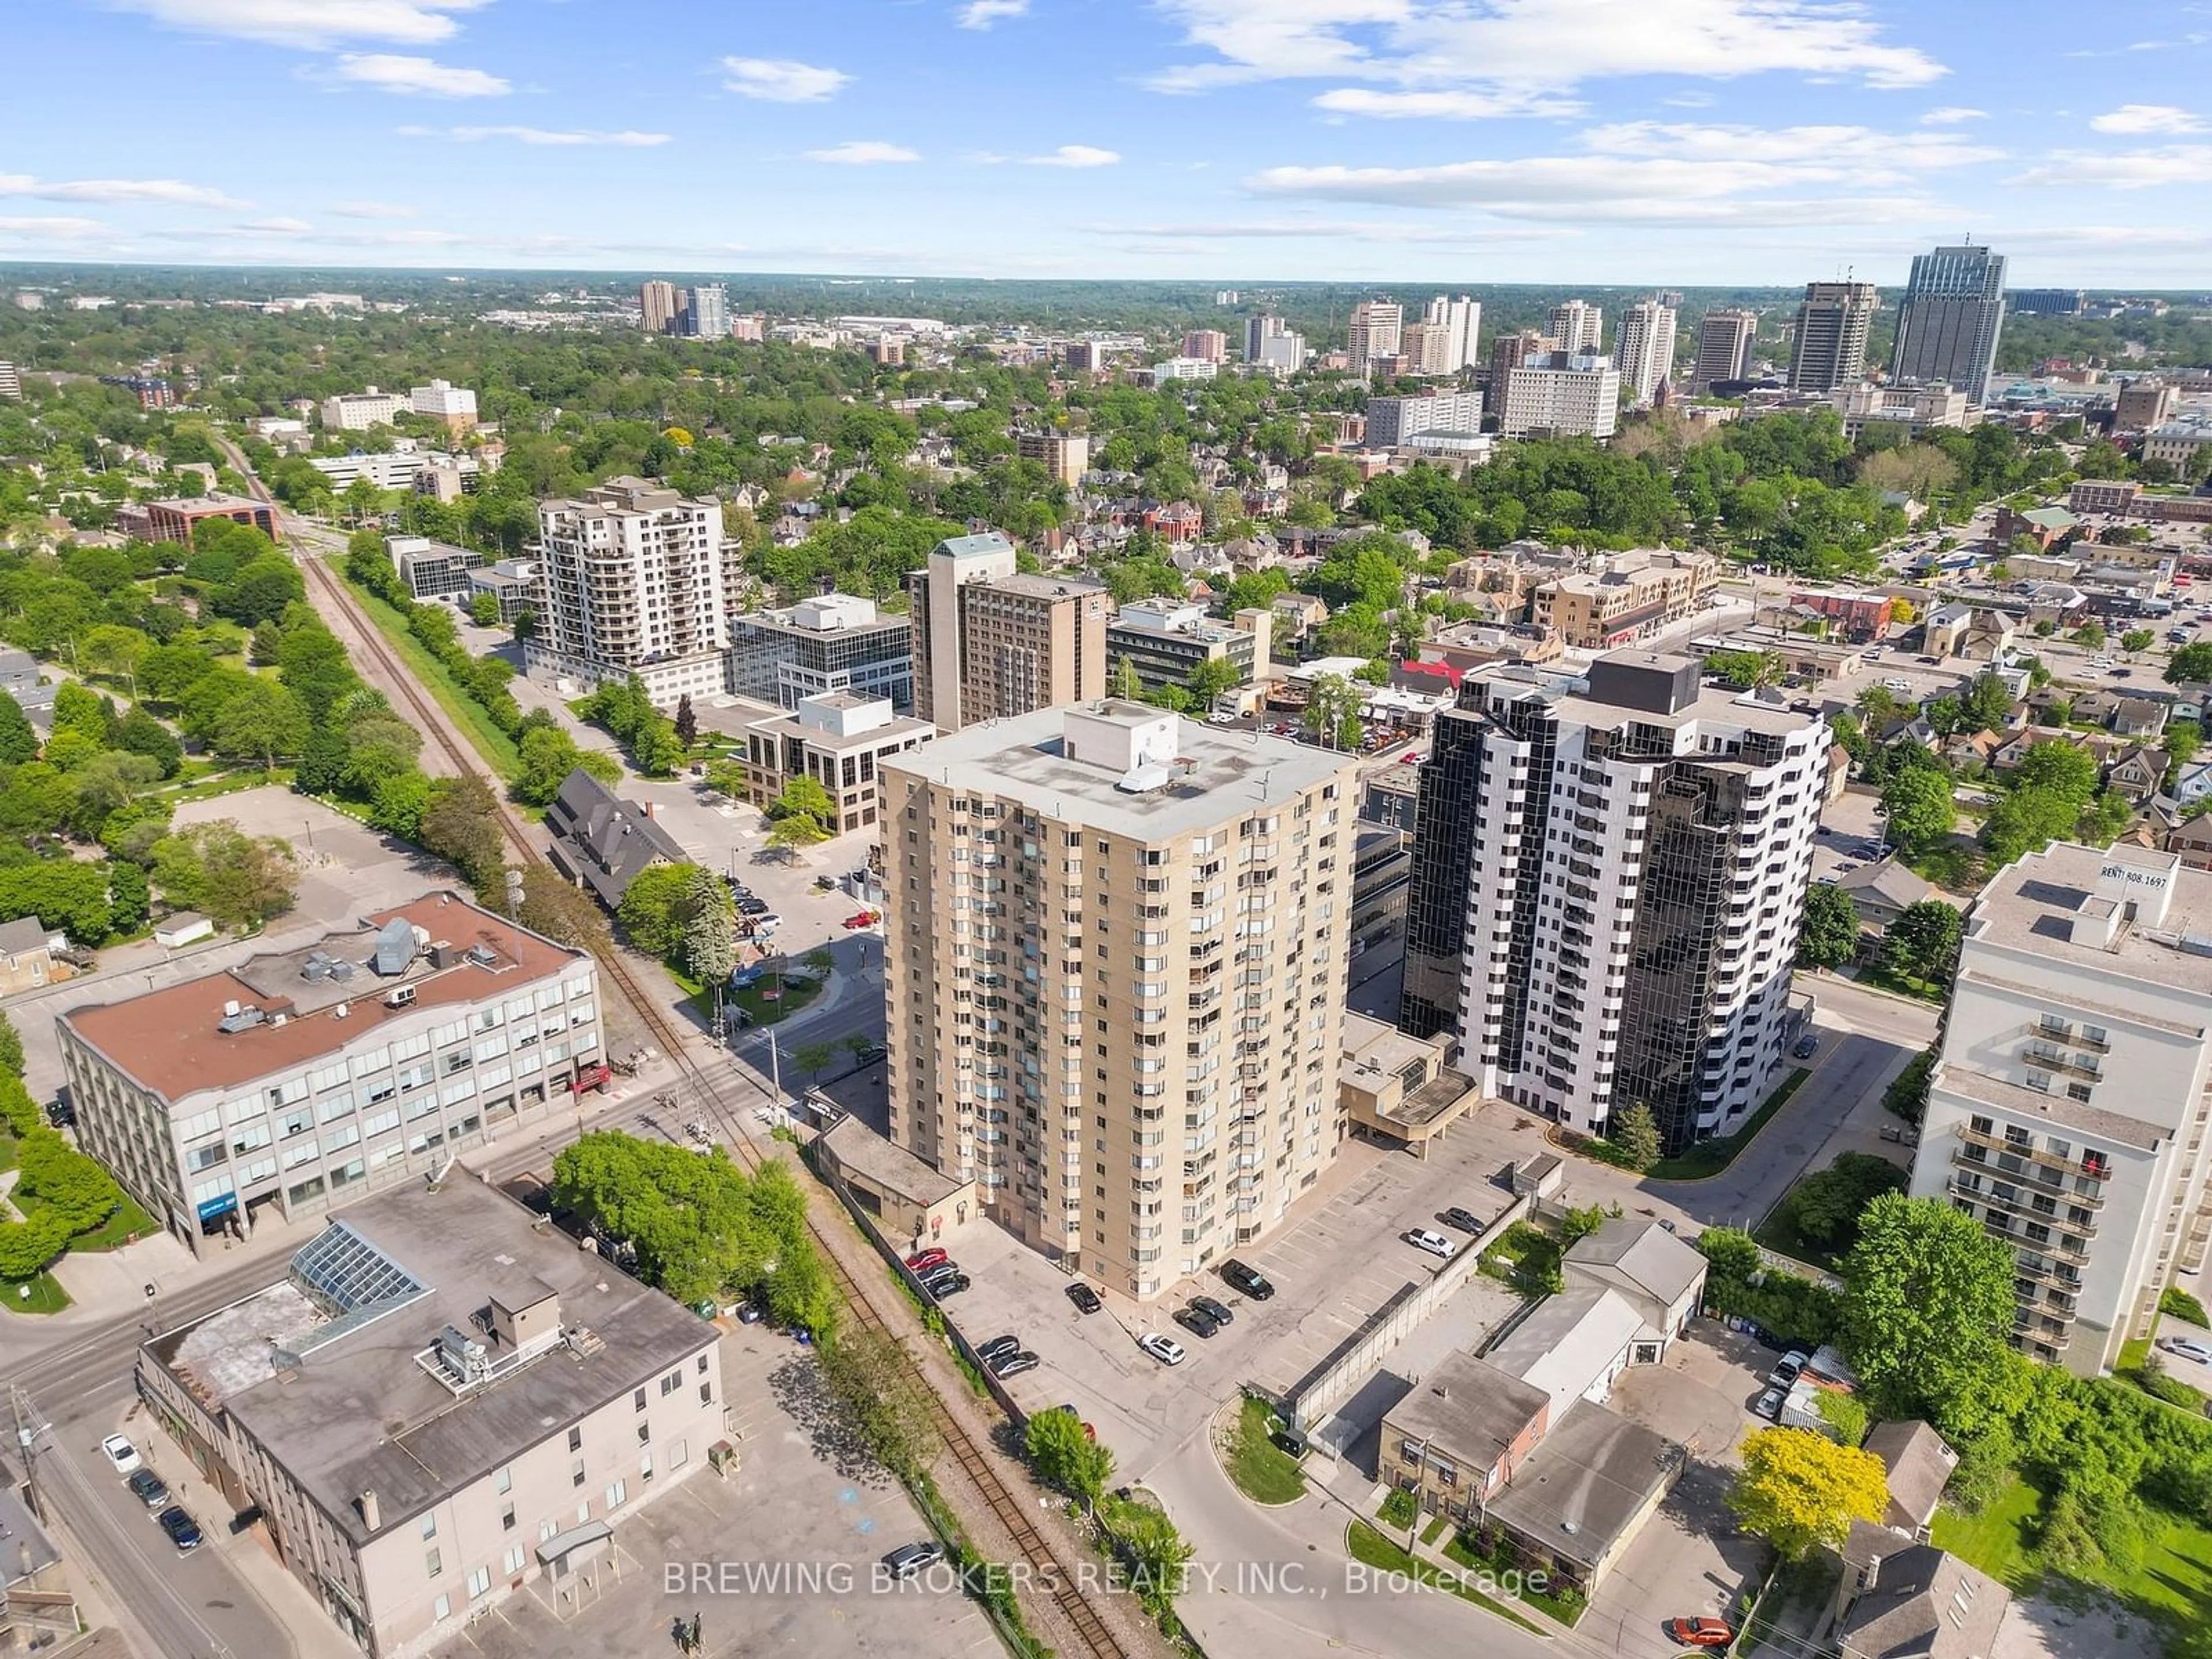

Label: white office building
[1365,391,1484,449]
[1908,844,2212,1374]
[1613,300,1679,405]
[1400,653,1825,1154]
[1244,315,1306,376]
[1151,358,1219,382]
[408,379,478,427]
[1501,354,1622,440]
[320,388,407,431]
[525,476,730,707]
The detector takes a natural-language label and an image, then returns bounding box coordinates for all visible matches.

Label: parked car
[854,1042,887,1066]
[100,1435,141,1475]
[1793,1034,1821,1058]
[1754,1387,1786,1420]
[906,1248,949,1272]
[737,895,770,914]
[1667,1617,1734,1647]
[882,1541,945,1579]
[746,914,782,933]
[923,1272,971,1300]
[157,1506,203,1553]
[736,1302,765,1325]
[1219,1259,1275,1300]
[919,1262,964,1292]
[991,1351,1041,1380]
[1188,1294,1233,1328]
[843,911,881,929]
[127,1468,171,1509]
[1138,1332,1187,1366]
[1173,1305,1222,1339]
[976,1334,1022,1365]
[1065,1281,1103,1315]
[1769,1349,1810,1388]
[1404,1228,1456,1260]
[1439,1206,1487,1235]
[44,1099,74,1128]
[2160,1335,2212,1365]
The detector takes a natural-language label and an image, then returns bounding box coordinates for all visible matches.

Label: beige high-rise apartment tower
[907,533,1110,731]
[639,280,679,335]
[1347,300,1403,366]
[881,703,1362,1298]
[1548,300,1604,354]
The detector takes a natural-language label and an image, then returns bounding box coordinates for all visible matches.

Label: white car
[100,1434,142,1475]
[2161,1335,2212,1366]
[1138,1332,1186,1367]
[1882,678,1913,694]
[1404,1228,1457,1259]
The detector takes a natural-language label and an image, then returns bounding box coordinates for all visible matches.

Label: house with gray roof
[1833,1529,2008,1659]
[1836,860,1940,934]
[1562,1215,1707,1341]
[1863,1420,1959,1541]
[543,768,688,909]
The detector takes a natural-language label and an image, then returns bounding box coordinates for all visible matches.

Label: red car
[844,911,881,929]
[906,1248,948,1272]
[1666,1618,1734,1648]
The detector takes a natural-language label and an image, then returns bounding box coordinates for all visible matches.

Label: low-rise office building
[59,893,601,1256]
[387,535,480,603]
[1104,599,1272,695]
[725,594,914,713]
[320,388,407,431]
[1530,552,1719,648]
[143,493,279,547]
[137,1179,724,1659]
[738,692,934,834]
[467,560,539,625]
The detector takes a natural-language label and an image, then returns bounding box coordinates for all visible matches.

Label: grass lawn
[1421,1516,1449,1546]
[1479,1219,1563,1295]
[67,1194,160,1252]
[1649,1067,1812,1181]
[1939,1475,2212,1633]
[1855,963,1949,1003]
[669,963,828,1033]
[340,561,522,778]
[1224,1396,1306,1506]
[1345,1522,1544,1634]
[1442,1532,1589,1626]
[1753,1199,1840,1271]
[0,1272,72,1315]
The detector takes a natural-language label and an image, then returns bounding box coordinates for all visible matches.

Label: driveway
[1580,1464,1766,1658]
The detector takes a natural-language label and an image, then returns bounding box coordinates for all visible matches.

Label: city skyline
[0,2,2207,282]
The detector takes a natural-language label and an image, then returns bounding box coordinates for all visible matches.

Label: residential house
[1832,1531,2008,1659]
[2172,758,2212,806]
[1559,1217,1707,1342]
[1940,729,2004,772]
[2170,813,2212,871]
[543,769,688,909]
[2069,689,2125,729]
[1824,743,1851,804]
[1836,861,1939,934]
[1862,1421,1959,1543]
[0,915,58,993]
[1378,1351,1550,1525]
[2111,696,2170,740]
[2105,744,2170,803]
[1925,605,2015,661]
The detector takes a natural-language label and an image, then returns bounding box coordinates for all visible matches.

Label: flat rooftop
[1932,1063,2168,1152]
[147,1178,713,1547]
[1969,841,2212,995]
[62,892,582,1103]
[991,571,1109,600]
[820,1115,965,1206]
[1384,1351,1547,1465]
[882,705,1359,840]
[1484,1399,1681,1571]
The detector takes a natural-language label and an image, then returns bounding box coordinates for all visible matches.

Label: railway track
[272,489,1132,1659]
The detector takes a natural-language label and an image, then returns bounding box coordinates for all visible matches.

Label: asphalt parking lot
[448,1324,996,1659]
[1810,790,1892,885]
[926,1110,1531,1483]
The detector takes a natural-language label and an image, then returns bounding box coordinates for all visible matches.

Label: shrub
[1379,1487,1418,1529]
[2161,1286,2210,1327]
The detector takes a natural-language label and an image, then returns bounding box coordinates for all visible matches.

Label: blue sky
[3,0,2210,285]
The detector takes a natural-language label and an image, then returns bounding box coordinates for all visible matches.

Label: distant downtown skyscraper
[1891,243,2008,405]
[1613,298,1678,404]
[1788,281,1879,392]
[682,283,730,340]
[1548,300,1604,355]
[639,279,679,334]
[1347,300,1404,366]
[1693,309,1759,392]
[1422,294,1482,372]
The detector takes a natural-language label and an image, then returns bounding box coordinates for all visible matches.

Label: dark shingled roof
[544,769,688,908]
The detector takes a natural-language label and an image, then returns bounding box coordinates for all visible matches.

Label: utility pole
[10,1387,46,1521]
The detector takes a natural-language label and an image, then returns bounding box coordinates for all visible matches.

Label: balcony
[2019,1041,2102,1080]
[1954,1122,2107,1185]
[1952,1179,2098,1238]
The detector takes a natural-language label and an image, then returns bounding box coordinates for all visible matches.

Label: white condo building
[1244,316,1306,375]
[1422,295,1482,372]
[1613,300,1679,405]
[408,380,478,428]
[1400,654,1825,1153]
[1548,301,1604,355]
[320,388,407,431]
[1908,844,2212,1374]
[524,476,730,707]
[1501,354,1622,440]
[1365,391,1484,449]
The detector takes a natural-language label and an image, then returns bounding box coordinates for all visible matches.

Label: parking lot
[1810,790,1893,885]
[446,1324,996,1659]
[926,1105,1533,1483]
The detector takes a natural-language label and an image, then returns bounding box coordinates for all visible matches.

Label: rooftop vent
[465,942,499,969]
[372,917,417,976]
[330,959,357,983]
[217,1005,266,1035]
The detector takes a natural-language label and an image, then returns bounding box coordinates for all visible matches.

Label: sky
[2,0,2211,286]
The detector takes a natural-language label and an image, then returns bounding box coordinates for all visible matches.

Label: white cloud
[2091,104,2207,135]
[1920,106,1987,124]
[1105,217,1571,243]
[1312,87,1582,119]
[1580,122,2003,174]
[1148,0,1947,96]
[0,173,246,207]
[111,0,488,48]
[2009,146,2212,187]
[721,57,851,102]
[1024,145,1120,167]
[957,0,1028,28]
[0,216,110,238]
[334,54,509,96]
[804,140,921,164]
[329,199,420,218]
[400,124,672,145]
[234,215,316,233]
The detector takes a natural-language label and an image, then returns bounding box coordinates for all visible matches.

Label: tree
[467,591,502,627]
[150,821,297,928]
[1784,1152,1908,1252]
[515,725,591,808]
[767,774,838,841]
[817,1327,941,1479]
[1798,883,1862,970]
[2070,622,2107,652]
[1611,1103,1662,1173]
[673,694,698,750]
[51,683,113,746]
[1111,657,1143,700]
[2120,628,2156,660]
[512,862,611,952]
[2171,642,2212,684]
[1842,1193,2018,1435]
[631,715,684,777]
[212,679,309,771]
[1884,900,1963,989]
[679,865,738,986]
[792,1041,838,1086]
[278,622,360,724]
[0,1009,23,1079]
[1729,1428,1889,1560]
[1961,672,2014,734]
[616,861,702,958]
[702,758,746,799]
[1028,1408,1114,1507]
[1707,649,1784,690]
[1186,656,1241,706]
[419,773,508,888]
[114,707,183,777]
[1881,768,1955,852]
[0,695,37,766]
[1302,672,1363,751]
